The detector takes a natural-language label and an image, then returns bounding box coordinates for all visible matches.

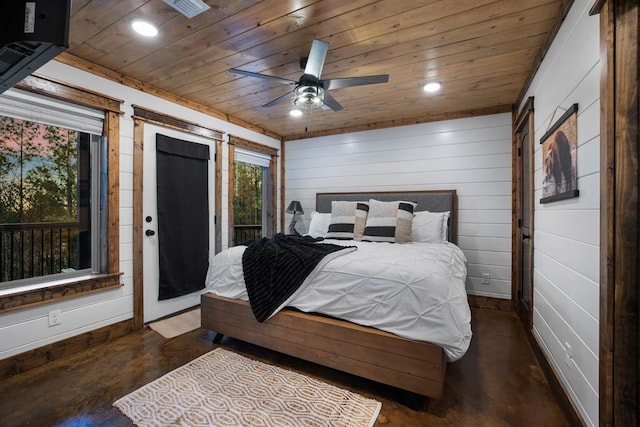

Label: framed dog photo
[540,103,580,203]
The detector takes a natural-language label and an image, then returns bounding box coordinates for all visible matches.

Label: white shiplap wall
[519,0,600,425]
[0,60,280,359]
[285,113,512,298]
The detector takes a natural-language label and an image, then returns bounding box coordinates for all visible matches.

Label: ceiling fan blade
[304,39,329,79]
[262,91,295,108]
[322,91,343,111]
[322,74,389,90]
[229,68,297,85]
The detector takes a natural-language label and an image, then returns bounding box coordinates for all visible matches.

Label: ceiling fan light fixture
[131,19,158,37]
[423,81,442,93]
[294,85,324,109]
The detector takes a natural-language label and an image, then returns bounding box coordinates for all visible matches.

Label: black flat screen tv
[0,0,71,94]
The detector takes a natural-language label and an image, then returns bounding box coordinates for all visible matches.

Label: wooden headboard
[316,190,457,243]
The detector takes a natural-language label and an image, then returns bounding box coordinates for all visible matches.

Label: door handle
[522,234,530,240]
[145,229,155,236]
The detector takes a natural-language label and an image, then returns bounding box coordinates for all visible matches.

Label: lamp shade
[286,200,303,214]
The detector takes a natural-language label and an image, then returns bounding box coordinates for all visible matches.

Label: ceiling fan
[229,39,389,111]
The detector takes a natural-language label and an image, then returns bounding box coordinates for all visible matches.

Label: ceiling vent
[162,0,210,19]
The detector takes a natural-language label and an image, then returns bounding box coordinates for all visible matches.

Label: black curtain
[156,134,210,300]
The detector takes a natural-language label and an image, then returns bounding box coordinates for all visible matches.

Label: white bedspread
[205,239,472,361]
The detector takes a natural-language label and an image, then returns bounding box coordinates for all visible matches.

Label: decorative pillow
[306,211,332,238]
[412,210,450,243]
[325,201,369,240]
[362,199,416,243]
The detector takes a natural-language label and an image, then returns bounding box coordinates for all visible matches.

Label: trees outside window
[228,138,277,247]
[233,160,264,238]
[0,115,93,283]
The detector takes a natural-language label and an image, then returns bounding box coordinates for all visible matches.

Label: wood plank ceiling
[64,0,572,139]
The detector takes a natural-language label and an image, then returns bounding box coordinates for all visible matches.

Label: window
[233,149,270,244]
[0,89,106,288]
[228,136,277,247]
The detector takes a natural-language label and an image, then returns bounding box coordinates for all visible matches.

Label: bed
[201,190,471,399]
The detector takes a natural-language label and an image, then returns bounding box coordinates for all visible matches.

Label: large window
[233,150,268,244]
[0,89,106,288]
[228,136,277,247]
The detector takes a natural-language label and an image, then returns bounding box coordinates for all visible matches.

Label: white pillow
[306,211,332,238]
[412,211,450,243]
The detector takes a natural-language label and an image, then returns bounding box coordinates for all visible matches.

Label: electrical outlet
[564,342,573,368]
[481,273,491,285]
[48,309,62,327]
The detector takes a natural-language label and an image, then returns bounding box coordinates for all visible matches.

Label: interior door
[142,123,215,323]
[517,114,534,330]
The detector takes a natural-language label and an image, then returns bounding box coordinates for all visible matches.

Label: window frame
[0,75,123,313]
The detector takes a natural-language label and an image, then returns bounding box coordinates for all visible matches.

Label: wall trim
[0,273,122,314]
[0,319,135,381]
[17,74,123,114]
[132,105,224,141]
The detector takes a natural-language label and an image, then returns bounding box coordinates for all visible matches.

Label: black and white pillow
[325,201,369,240]
[362,199,416,243]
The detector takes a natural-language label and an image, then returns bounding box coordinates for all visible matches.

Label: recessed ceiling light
[423,82,442,93]
[289,109,303,118]
[131,19,158,37]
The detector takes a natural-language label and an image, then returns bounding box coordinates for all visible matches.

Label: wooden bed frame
[201,190,458,399]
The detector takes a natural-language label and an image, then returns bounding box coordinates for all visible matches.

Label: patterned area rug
[114,348,381,426]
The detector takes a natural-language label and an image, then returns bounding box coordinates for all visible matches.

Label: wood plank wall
[285,113,513,299]
[518,1,600,425]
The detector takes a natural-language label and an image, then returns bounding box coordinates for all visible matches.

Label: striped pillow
[325,201,369,240]
[362,199,416,243]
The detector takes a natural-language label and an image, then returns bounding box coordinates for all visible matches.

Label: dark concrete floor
[0,308,569,426]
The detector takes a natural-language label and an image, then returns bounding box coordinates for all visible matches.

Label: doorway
[513,98,535,330]
[141,124,216,322]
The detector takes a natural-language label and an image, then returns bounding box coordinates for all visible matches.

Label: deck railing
[233,224,262,245]
[0,222,87,283]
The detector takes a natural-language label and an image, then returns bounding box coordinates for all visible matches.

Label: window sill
[0,273,123,314]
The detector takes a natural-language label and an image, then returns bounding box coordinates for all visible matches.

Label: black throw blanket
[242,233,355,322]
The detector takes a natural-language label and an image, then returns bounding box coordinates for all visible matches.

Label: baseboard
[467,294,513,311]
[0,318,135,381]
[527,330,585,427]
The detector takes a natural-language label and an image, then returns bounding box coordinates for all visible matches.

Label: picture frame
[540,103,579,204]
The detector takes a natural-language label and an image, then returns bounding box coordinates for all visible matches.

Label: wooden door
[514,98,534,330]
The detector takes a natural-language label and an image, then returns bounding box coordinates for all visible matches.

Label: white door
[143,123,215,323]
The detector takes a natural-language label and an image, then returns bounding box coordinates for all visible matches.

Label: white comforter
[205,239,472,361]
